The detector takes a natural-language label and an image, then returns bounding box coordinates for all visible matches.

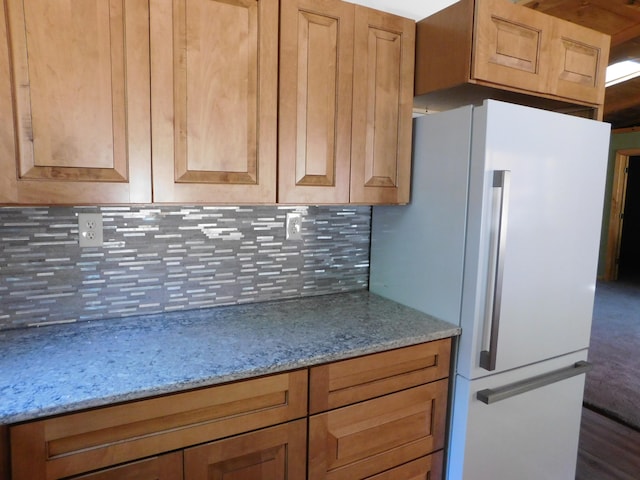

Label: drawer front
[366,451,443,480]
[184,419,307,480]
[10,370,307,480]
[308,379,448,480]
[66,451,183,480]
[309,338,451,413]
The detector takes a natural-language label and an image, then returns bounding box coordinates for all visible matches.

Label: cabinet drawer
[308,379,448,480]
[366,451,443,480]
[309,338,451,413]
[10,370,307,480]
[184,419,306,480]
[67,451,183,480]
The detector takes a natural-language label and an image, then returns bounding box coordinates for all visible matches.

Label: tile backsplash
[0,205,371,330]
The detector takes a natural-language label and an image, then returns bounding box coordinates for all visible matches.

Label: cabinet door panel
[350,6,414,204]
[1,0,151,203]
[278,0,353,204]
[184,420,306,480]
[472,0,550,94]
[366,452,443,480]
[70,452,183,480]
[308,380,448,480]
[548,18,609,105]
[151,0,277,203]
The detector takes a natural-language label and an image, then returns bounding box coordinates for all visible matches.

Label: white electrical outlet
[286,212,302,240]
[78,213,103,247]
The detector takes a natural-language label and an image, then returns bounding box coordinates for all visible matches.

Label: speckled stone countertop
[0,290,459,425]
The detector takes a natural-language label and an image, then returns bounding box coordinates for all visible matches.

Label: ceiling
[516,0,640,130]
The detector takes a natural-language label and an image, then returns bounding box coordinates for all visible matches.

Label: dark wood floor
[576,407,640,479]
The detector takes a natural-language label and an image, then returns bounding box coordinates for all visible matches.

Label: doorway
[605,149,640,281]
[618,156,640,281]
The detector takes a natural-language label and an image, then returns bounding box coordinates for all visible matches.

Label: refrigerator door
[447,350,588,480]
[458,101,609,379]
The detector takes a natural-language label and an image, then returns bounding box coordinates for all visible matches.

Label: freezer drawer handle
[476,361,592,405]
[480,170,511,371]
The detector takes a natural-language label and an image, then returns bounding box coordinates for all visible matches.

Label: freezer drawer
[447,350,588,480]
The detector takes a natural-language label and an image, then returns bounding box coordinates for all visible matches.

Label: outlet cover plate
[286,212,302,240]
[78,213,103,247]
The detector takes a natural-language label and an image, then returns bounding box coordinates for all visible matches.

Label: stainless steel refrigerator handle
[476,361,592,405]
[480,170,511,371]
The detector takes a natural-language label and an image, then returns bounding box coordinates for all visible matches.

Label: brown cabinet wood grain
[308,338,451,480]
[278,0,354,205]
[0,0,413,206]
[366,452,443,480]
[350,6,414,205]
[309,339,451,414]
[308,380,448,480]
[0,0,152,204]
[279,0,414,205]
[184,419,306,480]
[414,0,610,119]
[68,452,183,480]
[150,0,278,204]
[10,371,307,480]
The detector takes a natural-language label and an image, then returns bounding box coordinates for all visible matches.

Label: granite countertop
[0,290,460,424]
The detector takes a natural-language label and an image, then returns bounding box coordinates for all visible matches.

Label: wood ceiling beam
[516,0,640,45]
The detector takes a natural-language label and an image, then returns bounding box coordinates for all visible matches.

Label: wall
[598,129,640,277]
[0,205,371,331]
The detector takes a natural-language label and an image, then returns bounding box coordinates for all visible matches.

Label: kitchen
[0,0,619,479]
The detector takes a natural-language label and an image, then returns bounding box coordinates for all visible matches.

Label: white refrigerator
[369,100,610,479]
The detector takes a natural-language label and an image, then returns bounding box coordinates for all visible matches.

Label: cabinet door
[69,452,183,480]
[308,380,448,480]
[472,0,551,94]
[350,6,414,205]
[0,0,151,204]
[547,17,610,106]
[278,0,354,204]
[151,0,278,203]
[184,419,306,480]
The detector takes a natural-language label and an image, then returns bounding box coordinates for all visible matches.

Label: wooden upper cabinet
[350,6,414,205]
[0,0,413,206]
[548,16,610,106]
[0,0,152,204]
[150,0,278,204]
[278,0,354,204]
[472,0,551,94]
[279,0,414,205]
[414,0,610,118]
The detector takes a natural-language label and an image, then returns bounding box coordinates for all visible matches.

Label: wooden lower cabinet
[8,339,452,480]
[367,452,443,480]
[9,371,308,480]
[308,338,451,480]
[308,380,448,480]
[67,452,183,480]
[184,420,306,480]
